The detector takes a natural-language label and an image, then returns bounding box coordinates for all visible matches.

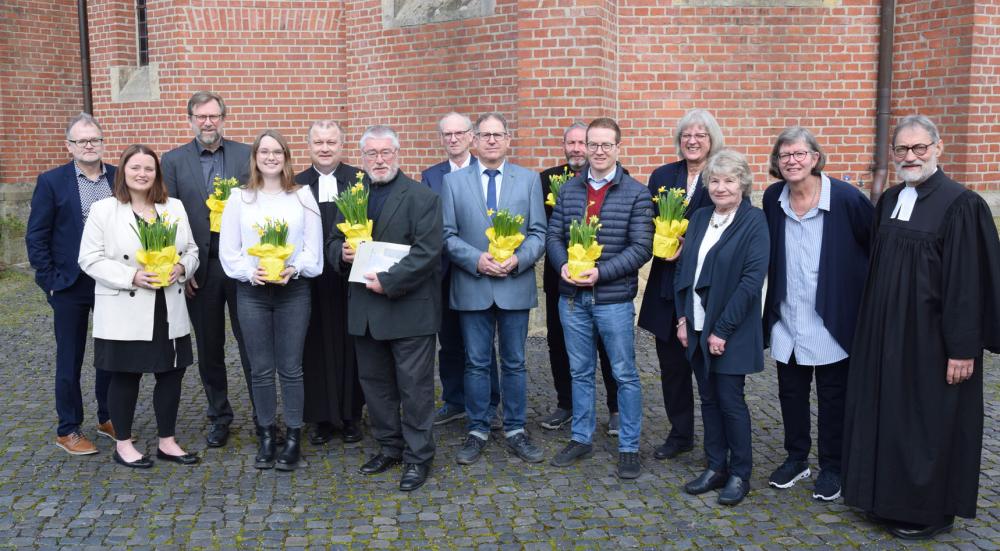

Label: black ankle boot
[275,427,301,471]
[254,425,276,469]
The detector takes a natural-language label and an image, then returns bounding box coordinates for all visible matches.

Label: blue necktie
[485,169,499,212]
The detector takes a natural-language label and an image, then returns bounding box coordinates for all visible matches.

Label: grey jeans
[236,278,311,428]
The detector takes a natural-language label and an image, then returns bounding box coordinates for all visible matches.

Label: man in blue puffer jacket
[545,117,654,479]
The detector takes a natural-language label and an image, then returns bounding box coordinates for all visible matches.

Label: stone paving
[0,267,997,549]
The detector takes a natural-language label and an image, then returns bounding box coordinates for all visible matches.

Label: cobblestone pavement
[0,268,997,549]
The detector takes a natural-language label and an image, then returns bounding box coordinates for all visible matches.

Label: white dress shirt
[480,160,506,207]
[219,187,324,282]
[449,155,472,173]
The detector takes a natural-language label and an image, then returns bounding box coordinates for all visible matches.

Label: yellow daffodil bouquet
[567,213,603,280]
[651,186,689,259]
[334,172,373,250]
[545,168,572,207]
[485,208,525,263]
[132,213,180,288]
[248,217,294,282]
[205,176,240,233]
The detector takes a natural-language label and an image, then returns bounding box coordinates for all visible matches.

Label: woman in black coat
[674,149,769,506]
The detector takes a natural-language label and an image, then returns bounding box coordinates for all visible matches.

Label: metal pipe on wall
[77,0,93,114]
[871,0,896,203]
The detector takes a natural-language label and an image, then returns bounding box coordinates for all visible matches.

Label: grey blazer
[162,138,251,285]
[441,161,546,311]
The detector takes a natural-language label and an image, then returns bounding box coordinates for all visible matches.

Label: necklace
[792,181,820,217]
[710,209,733,228]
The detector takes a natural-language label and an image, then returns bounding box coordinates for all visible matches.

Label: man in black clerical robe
[842,115,1000,540]
[297,120,365,445]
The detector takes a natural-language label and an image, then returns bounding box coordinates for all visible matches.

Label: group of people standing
[25,90,999,540]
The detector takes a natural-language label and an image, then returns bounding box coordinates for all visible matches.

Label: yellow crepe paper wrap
[545,193,557,207]
[566,242,603,280]
[247,243,295,282]
[652,218,689,259]
[136,246,180,288]
[485,227,524,263]
[206,195,226,233]
[337,219,374,251]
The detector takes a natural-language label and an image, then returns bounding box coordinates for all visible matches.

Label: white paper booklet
[348,240,412,284]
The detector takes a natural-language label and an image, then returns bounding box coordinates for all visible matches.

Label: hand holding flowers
[652,186,689,260]
[132,213,180,288]
[484,208,526,264]
[205,176,240,233]
[564,211,603,284]
[247,217,295,283]
[334,172,374,251]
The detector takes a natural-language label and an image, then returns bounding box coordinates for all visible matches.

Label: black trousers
[107,369,185,440]
[544,289,617,413]
[187,257,253,426]
[777,355,849,473]
[654,334,695,445]
[354,333,436,465]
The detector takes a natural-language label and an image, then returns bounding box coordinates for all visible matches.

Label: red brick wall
[0,0,84,183]
[1,0,997,195]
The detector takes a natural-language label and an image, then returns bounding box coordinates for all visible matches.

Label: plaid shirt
[74,161,112,222]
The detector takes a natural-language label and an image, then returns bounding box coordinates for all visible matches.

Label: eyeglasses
[680,133,709,141]
[476,132,507,142]
[67,138,104,147]
[586,142,618,153]
[892,143,933,158]
[257,148,284,158]
[441,130,471,140]
[362,149,397,161]
[192,114,223,123]
[778,150,814,163]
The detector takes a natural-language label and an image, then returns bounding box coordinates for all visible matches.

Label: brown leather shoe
[56,431,98,455]
[96,421,135,442]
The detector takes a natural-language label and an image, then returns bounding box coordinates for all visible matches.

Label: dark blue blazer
[422,156,476,275]
[675,199,769,377]
[637,159,712,340]
[761,176,873,354]
[26,161,117,295]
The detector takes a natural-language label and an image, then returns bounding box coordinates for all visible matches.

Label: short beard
[369,167,398,184]
[895,159,937,184]
[567,157,586,171]
[197,130,221,146]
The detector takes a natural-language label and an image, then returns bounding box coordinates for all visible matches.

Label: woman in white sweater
[219,130,323,471]
[78,144,200,469]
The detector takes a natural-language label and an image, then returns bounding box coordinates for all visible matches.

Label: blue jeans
[459,307,529,434]
[236,279,311,428]
[439,275,500,411]
[559,292,642,452]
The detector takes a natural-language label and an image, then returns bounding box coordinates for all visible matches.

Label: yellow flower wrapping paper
[247,243,295,282]
[206,196,226,233]
[337,220,374,251]
[652,218,688,259]
[136,246,180,288]
[545,193,557,207]
[566,242,603,280]
[485,227,524,263]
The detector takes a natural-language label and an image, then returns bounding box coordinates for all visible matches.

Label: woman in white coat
[79,144,200,469]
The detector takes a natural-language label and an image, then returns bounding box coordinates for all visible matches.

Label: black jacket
[545,163,653,304]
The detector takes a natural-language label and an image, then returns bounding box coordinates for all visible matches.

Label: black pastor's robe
[296,164,366,426]
[842,169,1000,524]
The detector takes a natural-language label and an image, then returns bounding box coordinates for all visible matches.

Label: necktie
[485,169,499,212]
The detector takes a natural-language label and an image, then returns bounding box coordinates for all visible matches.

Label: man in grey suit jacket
[162,91,253,448]
[441,113,546,465]
[329,125,442,492]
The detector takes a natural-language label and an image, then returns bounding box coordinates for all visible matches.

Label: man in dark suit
[420,112,499,427]
[295,119,365,446]
[26,113,116,455]
[329,125,442,492]
[162,91,252,448]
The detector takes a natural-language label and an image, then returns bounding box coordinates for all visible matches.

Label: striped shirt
[769,174,848,366]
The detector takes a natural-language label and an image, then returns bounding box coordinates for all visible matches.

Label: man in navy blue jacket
[26,113,116,455]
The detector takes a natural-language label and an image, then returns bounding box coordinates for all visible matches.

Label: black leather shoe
[888,520,954,540]
[399,462,430,491]
[717,475,750,506]
[360,453,402,475]
[206,423,230,448]
[684,468,729,495]
[309,423,335,445]
[341,421,363,443]
[156,449,200,465]
[254,425,277,469]
[113,450,153,469]
[275,428,301,471]
[653,440,694,460]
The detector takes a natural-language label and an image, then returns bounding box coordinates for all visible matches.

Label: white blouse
[219,186,324,282]
[692,210,735,331]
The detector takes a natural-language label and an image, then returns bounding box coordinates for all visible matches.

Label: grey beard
[369,167,398,184]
